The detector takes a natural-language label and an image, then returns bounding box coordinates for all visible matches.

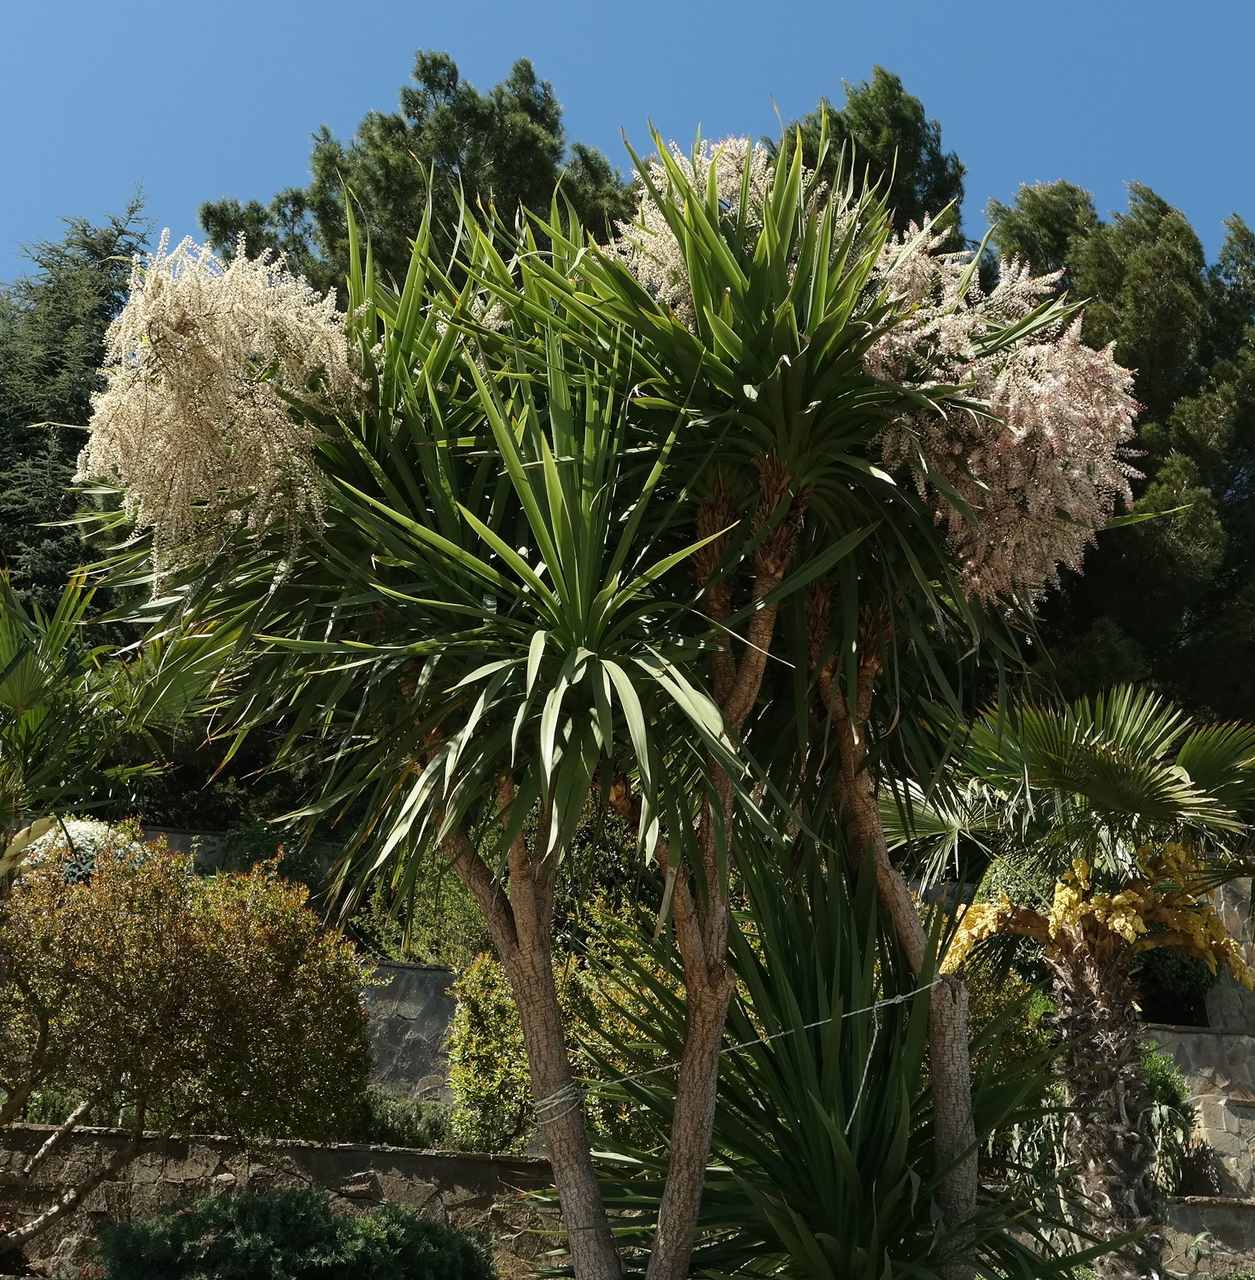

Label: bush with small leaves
[348,1088,451,1150]
[0,830,372,1249]
[98,1188,496,1280]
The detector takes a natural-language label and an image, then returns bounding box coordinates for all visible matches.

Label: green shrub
[0,834,373,1250]
[447,953,539,1152]
[349,1088,450,1150]
[350,874,488,971]
[965,964,1056,1080]
[446,900,669,1154]
[98,1187,496,1280]
[1142,1042,1198,1194]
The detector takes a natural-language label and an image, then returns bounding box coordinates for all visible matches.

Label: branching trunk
[448,825,622,1280]
[642,476,795,1280]
[1049,933,1159,1280]
[437,475,795,1280]
[643,856,735,1280]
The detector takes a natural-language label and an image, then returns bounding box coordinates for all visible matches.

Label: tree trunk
[827,659,977,1280]
[4,1104,148,1248]
[645,974,734,1280]
[926,977,978,1228]
[448,827,622,1280]
[1049,934,1159,1280]
[505,943,624,1280]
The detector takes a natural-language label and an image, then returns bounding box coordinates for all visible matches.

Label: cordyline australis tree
[77,119,1135,1280]
[885,687,1255,1279]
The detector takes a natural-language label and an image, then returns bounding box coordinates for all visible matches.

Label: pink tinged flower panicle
[870,219,1140,601]
[613,146,1139,603]
[76,234,358,571]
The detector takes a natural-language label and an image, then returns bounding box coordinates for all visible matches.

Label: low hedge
[98,1188,495,1280]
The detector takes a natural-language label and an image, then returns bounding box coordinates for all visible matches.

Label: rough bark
[448,826,622,1280]
[506,942,623,1280]
[642,476,795,1280]
[818,622,978,1276]
[644,974,734,1280]
[1049,935,1159,1280]
[21,1098,92,1178]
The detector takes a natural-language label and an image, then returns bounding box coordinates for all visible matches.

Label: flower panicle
[77,232,360,573]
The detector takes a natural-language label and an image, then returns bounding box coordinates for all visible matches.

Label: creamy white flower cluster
[78,234,357,569]
[611,137,777,328]
[871,221,1139,602]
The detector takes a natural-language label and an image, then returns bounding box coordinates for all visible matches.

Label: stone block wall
[1151,879,1255,1275]
[1207,879,1255,1034]
[1165,1197,1255,1277]
[1152,1024,1255,1275]
[1151,1025,1255,1197]
[362,962,457,1101]
[0,1125,549,1272]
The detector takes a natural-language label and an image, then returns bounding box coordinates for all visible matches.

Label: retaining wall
[0,1124,548,1272]
[1153,1022,1255,1275]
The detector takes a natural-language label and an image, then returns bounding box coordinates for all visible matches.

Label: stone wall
[1150,880,1255,1275]
[1207,879,1255,1034]
[1151,1025,1255,1198]
[1152,1023,1255,1275]
[362,963,457,1101]
[0,1124,549,1272]
[1165,1197,1255,1277]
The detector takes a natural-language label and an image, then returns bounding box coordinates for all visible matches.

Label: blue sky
[3,0,1251,282]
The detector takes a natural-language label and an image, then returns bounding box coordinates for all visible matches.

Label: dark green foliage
[216,818,332,895]
[789,67,965,234]
[581,839,1086,1279]
[346,1088,451,1150]
[0,201,146,610]
[988,181,1099,278]
[200,52,632,295]
[446,952,536,1153]
[988,182,1255,716]
[1140,1044,1198,1196]
[98,1188,495,1280]
[1136,948,1217,1026]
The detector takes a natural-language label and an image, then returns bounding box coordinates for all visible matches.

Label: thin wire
[533,974,943,1127]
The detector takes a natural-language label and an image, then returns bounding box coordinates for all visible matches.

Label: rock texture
[1164,1197,1255,1277]
[1206,881,1255,1034]
[1156,877,1255,1276]
[0,1125,548,1271]
[362,962,457,1101]
[1152,1026,1255,1198]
